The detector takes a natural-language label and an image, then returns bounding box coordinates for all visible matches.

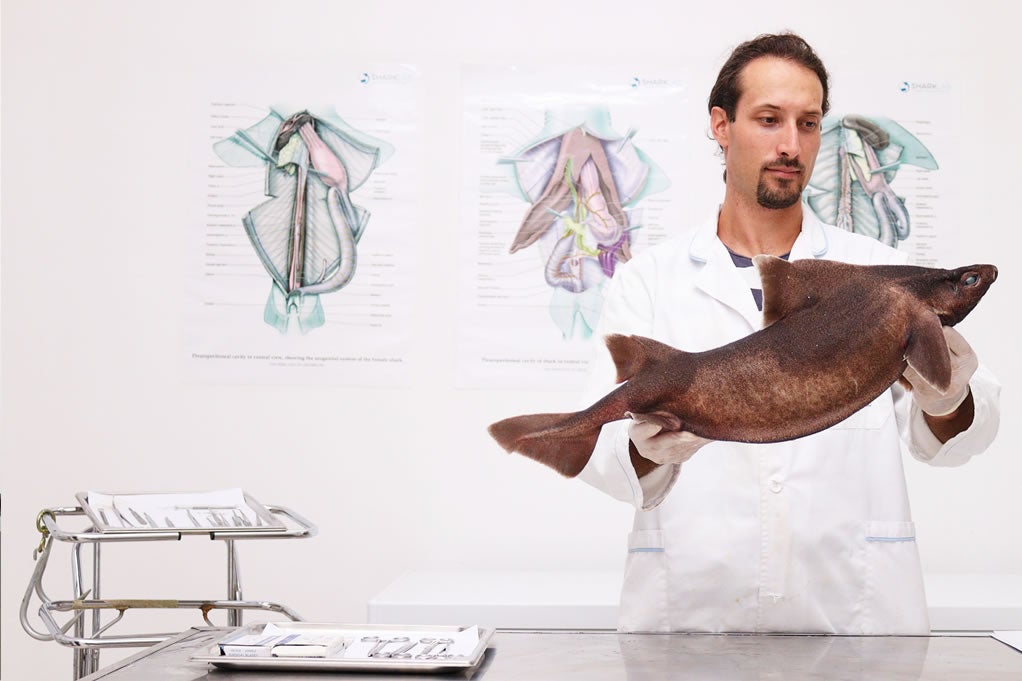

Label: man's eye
[803,120,818,130]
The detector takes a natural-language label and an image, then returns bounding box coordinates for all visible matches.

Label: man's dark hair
[708,32,830,121]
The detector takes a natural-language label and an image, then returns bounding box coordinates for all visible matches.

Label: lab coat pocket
[619,530,670,632]
[862,521,929,634]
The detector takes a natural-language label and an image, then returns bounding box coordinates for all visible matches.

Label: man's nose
[777,122,801,158]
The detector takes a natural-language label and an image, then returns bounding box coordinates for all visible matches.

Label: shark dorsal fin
[754,255,816,327]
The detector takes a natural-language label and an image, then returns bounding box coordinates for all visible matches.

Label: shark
[488,256,998,477]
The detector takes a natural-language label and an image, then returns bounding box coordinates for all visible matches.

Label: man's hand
[628,419,712,466]
[902,326,978,416]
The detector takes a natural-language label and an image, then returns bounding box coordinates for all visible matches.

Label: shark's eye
[962,273,979,286]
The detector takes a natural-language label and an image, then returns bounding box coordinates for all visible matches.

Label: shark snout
[977,264,998,289]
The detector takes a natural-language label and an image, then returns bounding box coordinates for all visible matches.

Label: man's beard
[756,160,805,209]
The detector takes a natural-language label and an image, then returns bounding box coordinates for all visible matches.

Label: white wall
[3,1,1020,678]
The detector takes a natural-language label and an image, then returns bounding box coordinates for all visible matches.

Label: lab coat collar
[789,209,830,260]
[687,206,831,330]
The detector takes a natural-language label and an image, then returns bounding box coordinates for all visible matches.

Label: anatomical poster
[186,64,419,385]
[812,65,960,267]
[456,64,692,390]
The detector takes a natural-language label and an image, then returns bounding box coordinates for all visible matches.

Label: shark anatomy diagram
[804,114,938,248]
[499,110,669,339]
[213,109,391,333]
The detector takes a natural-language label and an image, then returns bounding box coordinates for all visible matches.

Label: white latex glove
[902,326,978,416]
[628,418,713,466]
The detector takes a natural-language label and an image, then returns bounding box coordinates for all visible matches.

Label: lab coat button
[769,480,783,493]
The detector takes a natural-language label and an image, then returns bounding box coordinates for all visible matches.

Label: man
[577,32,1000,634]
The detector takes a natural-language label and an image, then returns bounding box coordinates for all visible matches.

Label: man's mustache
[764,158,804,171]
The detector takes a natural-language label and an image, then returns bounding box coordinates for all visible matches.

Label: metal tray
[76,489,285,534]
[191,622,494,673]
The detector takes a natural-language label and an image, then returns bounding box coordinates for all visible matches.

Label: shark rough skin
[488,256,998,477]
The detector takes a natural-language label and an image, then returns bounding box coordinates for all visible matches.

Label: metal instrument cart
[20,490,317,680]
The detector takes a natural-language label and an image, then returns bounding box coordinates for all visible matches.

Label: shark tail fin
[487,413,599,478]
[605,333,679,383]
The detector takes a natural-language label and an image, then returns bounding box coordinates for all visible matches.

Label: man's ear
[710,106,730,152]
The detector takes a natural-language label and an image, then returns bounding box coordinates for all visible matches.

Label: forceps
[361,636,410,658]
[376,638,417,658]
[414,637,454,659]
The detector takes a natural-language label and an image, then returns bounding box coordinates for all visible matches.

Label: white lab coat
[578,210,1001,634]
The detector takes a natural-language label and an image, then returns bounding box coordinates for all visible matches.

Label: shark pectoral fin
[905,313,953,393]
[624,410,683,431]
[487,413,599,478]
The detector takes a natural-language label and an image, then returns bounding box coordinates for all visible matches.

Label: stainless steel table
[81,627,1022,680]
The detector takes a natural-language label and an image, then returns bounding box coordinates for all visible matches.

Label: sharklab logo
[630,76,673,89]
[899,80,951,93]
[358,71,412,85]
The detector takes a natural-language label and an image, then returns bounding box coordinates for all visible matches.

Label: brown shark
[488,256,998,477]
